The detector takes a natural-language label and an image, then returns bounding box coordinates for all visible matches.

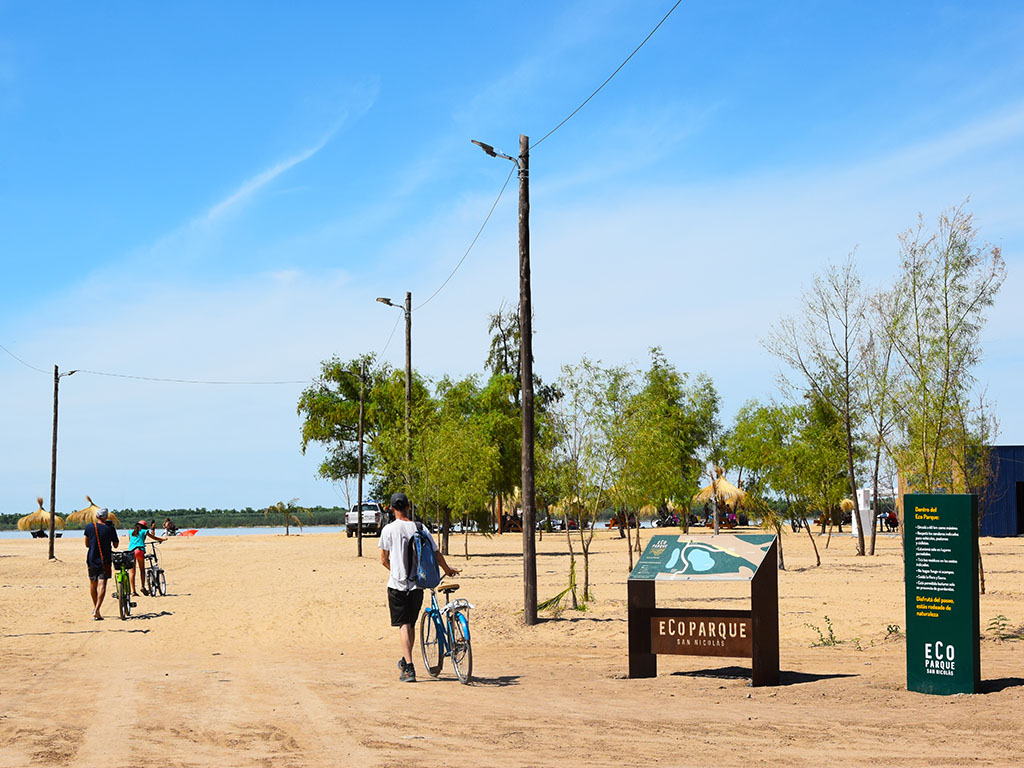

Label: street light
[49,366,78,559]
[377,293,413,491]
[473,134,538,626]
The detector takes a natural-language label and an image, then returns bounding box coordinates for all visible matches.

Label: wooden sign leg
[750,539,780,686]
[628,580,656,678]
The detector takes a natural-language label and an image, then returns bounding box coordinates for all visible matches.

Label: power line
[0,341,49,374]
[75,369,307,385]
[532,0,684,150]
[414,165,516,311]
[378,312,403,357]
[1,339,308,385]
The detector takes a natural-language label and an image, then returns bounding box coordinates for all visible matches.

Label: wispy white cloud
[204,129,337,221]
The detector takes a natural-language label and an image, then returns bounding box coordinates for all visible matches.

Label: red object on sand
[178,529,198,537]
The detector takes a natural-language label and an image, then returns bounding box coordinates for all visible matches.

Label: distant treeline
[0,506,349,532]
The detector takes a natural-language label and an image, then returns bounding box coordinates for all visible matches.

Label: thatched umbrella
[693,467,746,510]
[65,496,120,527]
[17,497,65,532]
[840,498,855,513]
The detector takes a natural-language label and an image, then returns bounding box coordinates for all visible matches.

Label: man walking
[84,508,119,620]
[379,492,459,682]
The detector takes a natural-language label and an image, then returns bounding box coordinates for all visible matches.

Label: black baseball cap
[390,492,409,510]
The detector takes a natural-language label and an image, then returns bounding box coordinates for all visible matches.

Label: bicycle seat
[438,583,460,594]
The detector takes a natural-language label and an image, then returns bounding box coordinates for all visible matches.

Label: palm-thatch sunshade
[840,498,855,513]
[693,468,746,510]
[17,497,65,531]
[65,496,120,527]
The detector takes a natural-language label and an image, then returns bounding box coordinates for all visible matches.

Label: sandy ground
[1,526,1021,768]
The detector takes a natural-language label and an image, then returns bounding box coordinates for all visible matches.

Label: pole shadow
[669,665,857,685]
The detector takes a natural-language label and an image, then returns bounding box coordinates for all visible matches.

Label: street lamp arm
[472,139,518,167]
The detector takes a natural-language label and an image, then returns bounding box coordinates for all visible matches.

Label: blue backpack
[405,522,441,589]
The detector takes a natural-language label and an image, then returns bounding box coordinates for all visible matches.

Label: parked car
[346,501,391,537]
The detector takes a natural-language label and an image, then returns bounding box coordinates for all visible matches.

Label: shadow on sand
[980,677,1024,693]
[670,665,857,686]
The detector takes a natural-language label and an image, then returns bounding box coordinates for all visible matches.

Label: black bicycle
[144,542,167,596]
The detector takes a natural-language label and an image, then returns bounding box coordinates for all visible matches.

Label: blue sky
[1,1,1022,513]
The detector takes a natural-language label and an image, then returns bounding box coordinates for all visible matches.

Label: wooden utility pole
[48,366,60,560]
[404,291,412,487]
[518,134,538,625]
[356,361,366,558]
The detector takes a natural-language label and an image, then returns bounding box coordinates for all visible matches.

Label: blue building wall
[982,445,1024,537]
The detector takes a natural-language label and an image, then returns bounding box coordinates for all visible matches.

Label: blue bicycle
[419,582,473,684]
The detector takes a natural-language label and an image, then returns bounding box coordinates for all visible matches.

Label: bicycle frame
[425,590,473,658]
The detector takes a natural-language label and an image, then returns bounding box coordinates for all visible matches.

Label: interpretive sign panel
[628,534,779,685]
[904,493,980,695]
[629,533,775,581]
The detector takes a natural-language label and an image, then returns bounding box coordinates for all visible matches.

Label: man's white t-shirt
[379,519,438,591]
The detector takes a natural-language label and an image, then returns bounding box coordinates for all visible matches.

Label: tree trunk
[869,447,881,556]
[464,520,469,559]
[624,510,634,570]
[565,524,578,609]
[441,507,450,556]
[978,539,986,595]
[802,516,821,567]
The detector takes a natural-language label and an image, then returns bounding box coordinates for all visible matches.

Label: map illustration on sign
[629,534,776,581]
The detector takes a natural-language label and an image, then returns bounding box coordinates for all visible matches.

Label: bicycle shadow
[129,610,174,621]
[466,674,521,687]
[3,627,150,638]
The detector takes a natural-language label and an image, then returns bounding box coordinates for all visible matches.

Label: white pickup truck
[345,501,391,537]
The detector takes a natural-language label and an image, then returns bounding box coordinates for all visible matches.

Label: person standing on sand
[128,520,165,596]
[84,508,119,620]
[379,492,459,682]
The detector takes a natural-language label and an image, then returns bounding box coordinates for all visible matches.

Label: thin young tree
[766,255,869,555]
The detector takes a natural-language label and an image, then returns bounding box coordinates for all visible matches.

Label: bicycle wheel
[117,572,130,620]
[146,568,156,596]
[449,611,472,685]
[157,570,167,596]
[419,611,443,677]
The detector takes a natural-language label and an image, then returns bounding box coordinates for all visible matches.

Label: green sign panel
[629,534,775,581]
[904,494,980,695]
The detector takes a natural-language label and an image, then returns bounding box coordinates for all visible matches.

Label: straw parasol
[840,498,855,513]
[65,496,120,527]
[693,467,746,510]
[17,497,65,531]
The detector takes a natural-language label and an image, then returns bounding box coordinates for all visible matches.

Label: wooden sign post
[628,534,779,686]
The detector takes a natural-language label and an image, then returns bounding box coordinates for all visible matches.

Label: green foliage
[986,615,1010,640]
[805,616,840,647]
[881,204,1005,494]
[264,498,312,535]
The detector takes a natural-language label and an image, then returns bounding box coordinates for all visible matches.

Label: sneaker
[398,658,407,672]
[399,663,416,683]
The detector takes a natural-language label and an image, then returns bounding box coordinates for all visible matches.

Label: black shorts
[387,587,424,627]
[88,563,112,581]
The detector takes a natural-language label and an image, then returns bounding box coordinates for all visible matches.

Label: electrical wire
[413,164,516,312]
[532,0,684,150]
[2,339,308,385]
[377,312,403,358]
[0,341,50,375]
[74,369,307,385]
